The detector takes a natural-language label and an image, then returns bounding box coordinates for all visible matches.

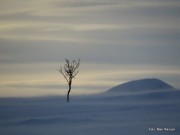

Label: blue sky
[0,0,180,97]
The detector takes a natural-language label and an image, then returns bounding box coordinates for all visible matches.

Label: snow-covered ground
[0,79,180,135]
[0,91,179,135]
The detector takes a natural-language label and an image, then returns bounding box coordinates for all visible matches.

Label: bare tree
[58,59,80,102]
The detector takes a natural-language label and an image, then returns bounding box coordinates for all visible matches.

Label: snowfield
[0,78,180,135]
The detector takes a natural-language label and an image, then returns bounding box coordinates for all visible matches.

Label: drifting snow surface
[0,78,180,135]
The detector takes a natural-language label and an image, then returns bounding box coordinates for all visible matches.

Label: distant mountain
[105,78,174,94]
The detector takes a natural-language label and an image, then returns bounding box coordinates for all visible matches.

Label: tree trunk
[67,82,71,102]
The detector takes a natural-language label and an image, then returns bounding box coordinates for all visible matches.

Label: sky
[0,0,180,97]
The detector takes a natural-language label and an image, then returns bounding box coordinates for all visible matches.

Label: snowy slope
[104,78,174,94]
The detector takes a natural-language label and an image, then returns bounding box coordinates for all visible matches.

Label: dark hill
[105,78,174,94]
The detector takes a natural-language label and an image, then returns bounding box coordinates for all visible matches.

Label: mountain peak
[105,78,174,94]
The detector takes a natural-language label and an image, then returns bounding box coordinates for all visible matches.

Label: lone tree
[58,59,80,102]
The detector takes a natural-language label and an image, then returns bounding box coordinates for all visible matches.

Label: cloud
[0,0,180,96]
[0,62,180,97]
[0,0,180,43]
[0,82,109,91]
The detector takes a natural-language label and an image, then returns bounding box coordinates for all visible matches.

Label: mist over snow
[0,92,179,135]
[0,78,180,135]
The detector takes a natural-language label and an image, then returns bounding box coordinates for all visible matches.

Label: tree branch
[72,71,79,78]
[58,68,69,83]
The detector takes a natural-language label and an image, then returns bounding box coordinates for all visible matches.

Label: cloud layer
[0,0,180,96]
